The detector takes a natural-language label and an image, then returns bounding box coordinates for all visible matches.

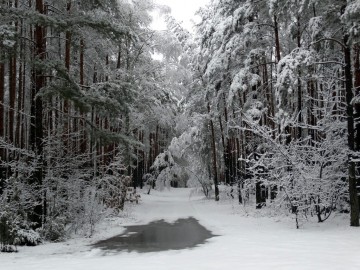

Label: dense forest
[0,0,359,250]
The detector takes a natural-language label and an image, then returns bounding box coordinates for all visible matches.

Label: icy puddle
[92,217,215,253]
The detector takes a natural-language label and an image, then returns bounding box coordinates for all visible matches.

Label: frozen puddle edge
[92,217,216,253]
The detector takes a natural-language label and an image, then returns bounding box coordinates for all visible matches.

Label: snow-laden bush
[243,117,348,228]
[98,154,131,212]
[0,171,42,250]
[0,137,132,246]
[151,151,183,190]
[15,229,41,246]
[66,186,107,236]
[42,138,131,238]
[38,217,66,242]
[185,159,213,198]
[1,244,17,253]
[0,213,17,250]
[0,209,41,251]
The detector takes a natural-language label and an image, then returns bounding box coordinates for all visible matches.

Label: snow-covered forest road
[2,188,360,270]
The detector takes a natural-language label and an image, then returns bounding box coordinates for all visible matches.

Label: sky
[151,0,211,31]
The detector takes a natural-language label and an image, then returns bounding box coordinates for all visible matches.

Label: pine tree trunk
[125,113,131,176]
[0,49,4,142]
[29,0,46,228]
[354,46,360,148]
[219,116,228,184]
[0,47,5,187]
[63,0,71,152]
[297,17,302,139]
[274,15,281,64]
[208,102,219,201]
[256,180,263,209]
[344,35,359,227]
[8,54,17,144]
[353,45,360,212]
[16,45,23,148]
[79,39,87,153]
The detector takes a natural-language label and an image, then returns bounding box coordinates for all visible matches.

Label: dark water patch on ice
[92,217,215,253]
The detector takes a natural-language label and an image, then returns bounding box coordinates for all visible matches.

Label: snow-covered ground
[1,188,360,270]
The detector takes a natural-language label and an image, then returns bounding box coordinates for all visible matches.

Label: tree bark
[16,40,24,148]
[0,50,4,141]
[8,55,16,143]
[297,16,302,139]
[353,45,360,211]
[63,0,72,152]
[29,0,46,228]
[274,15,281,64]
[0,47,5,186]
[219,115,228,184]
[208,102,219,201]
[354,46,360,151]
[344,34,359,226]
[79,39,87,153]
